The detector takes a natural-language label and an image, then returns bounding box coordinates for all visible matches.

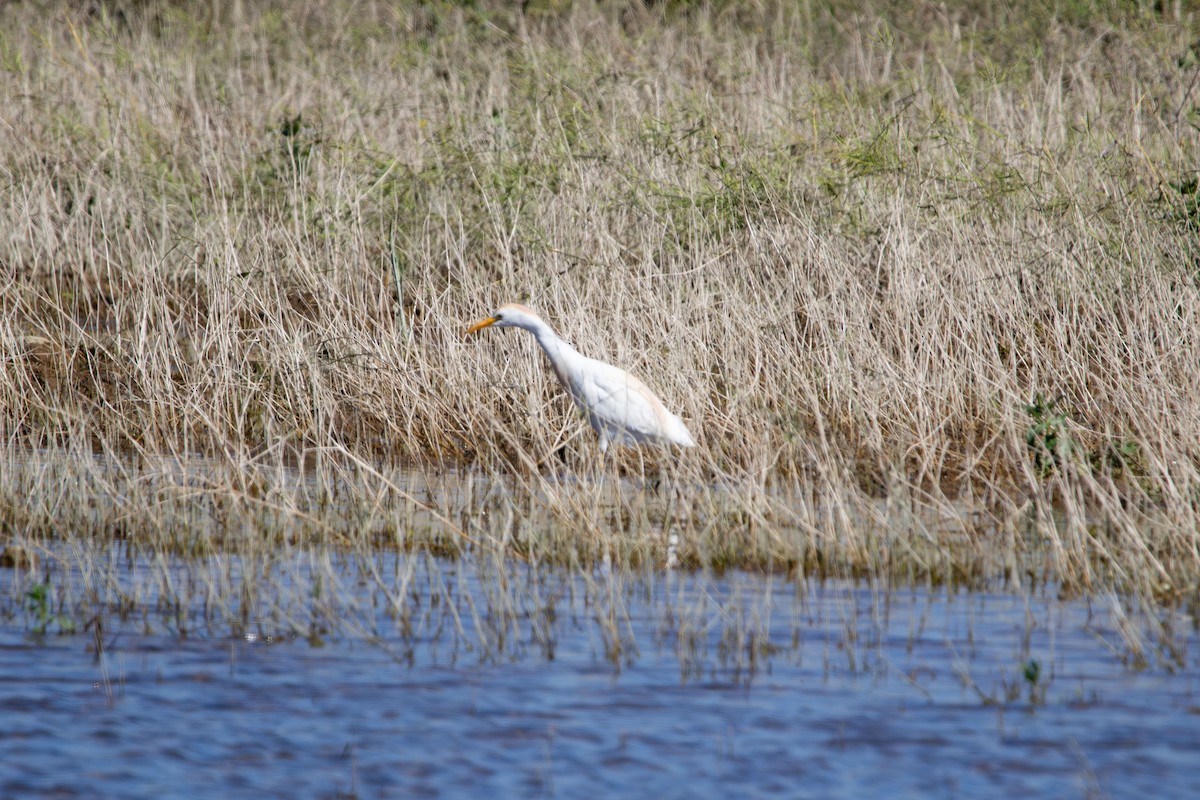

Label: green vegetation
[0,0,1198,647]
[1025,393,1074,478]
[25,579,74,636]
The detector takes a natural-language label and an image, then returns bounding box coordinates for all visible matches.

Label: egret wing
[579,359,672,444]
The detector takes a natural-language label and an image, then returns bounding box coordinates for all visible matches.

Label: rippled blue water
[0,553,1196,799]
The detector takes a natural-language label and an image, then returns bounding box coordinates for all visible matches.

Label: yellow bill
[467,315,500,334]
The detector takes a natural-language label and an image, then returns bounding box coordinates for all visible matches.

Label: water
[0,552,1196,799]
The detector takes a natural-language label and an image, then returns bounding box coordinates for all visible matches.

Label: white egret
[467,303,697,453]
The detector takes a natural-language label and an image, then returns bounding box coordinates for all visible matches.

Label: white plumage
[467,303,697,453]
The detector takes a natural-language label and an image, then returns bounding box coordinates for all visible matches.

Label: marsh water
[1,546,1196,799]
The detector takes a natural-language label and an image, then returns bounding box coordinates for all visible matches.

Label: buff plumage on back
[466,304,697,452]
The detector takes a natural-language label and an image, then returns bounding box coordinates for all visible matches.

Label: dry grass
[1,0,1199,619]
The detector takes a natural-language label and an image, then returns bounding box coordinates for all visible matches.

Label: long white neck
[519,316,583,389]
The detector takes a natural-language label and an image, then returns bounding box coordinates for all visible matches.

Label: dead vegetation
[0,0,1198,620]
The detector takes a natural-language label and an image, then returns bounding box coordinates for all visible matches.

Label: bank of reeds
[1,1,1199,618]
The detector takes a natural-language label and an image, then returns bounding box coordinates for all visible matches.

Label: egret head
[467,303,542,334]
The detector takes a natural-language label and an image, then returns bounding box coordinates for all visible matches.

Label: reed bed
[1,0,1199,629]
